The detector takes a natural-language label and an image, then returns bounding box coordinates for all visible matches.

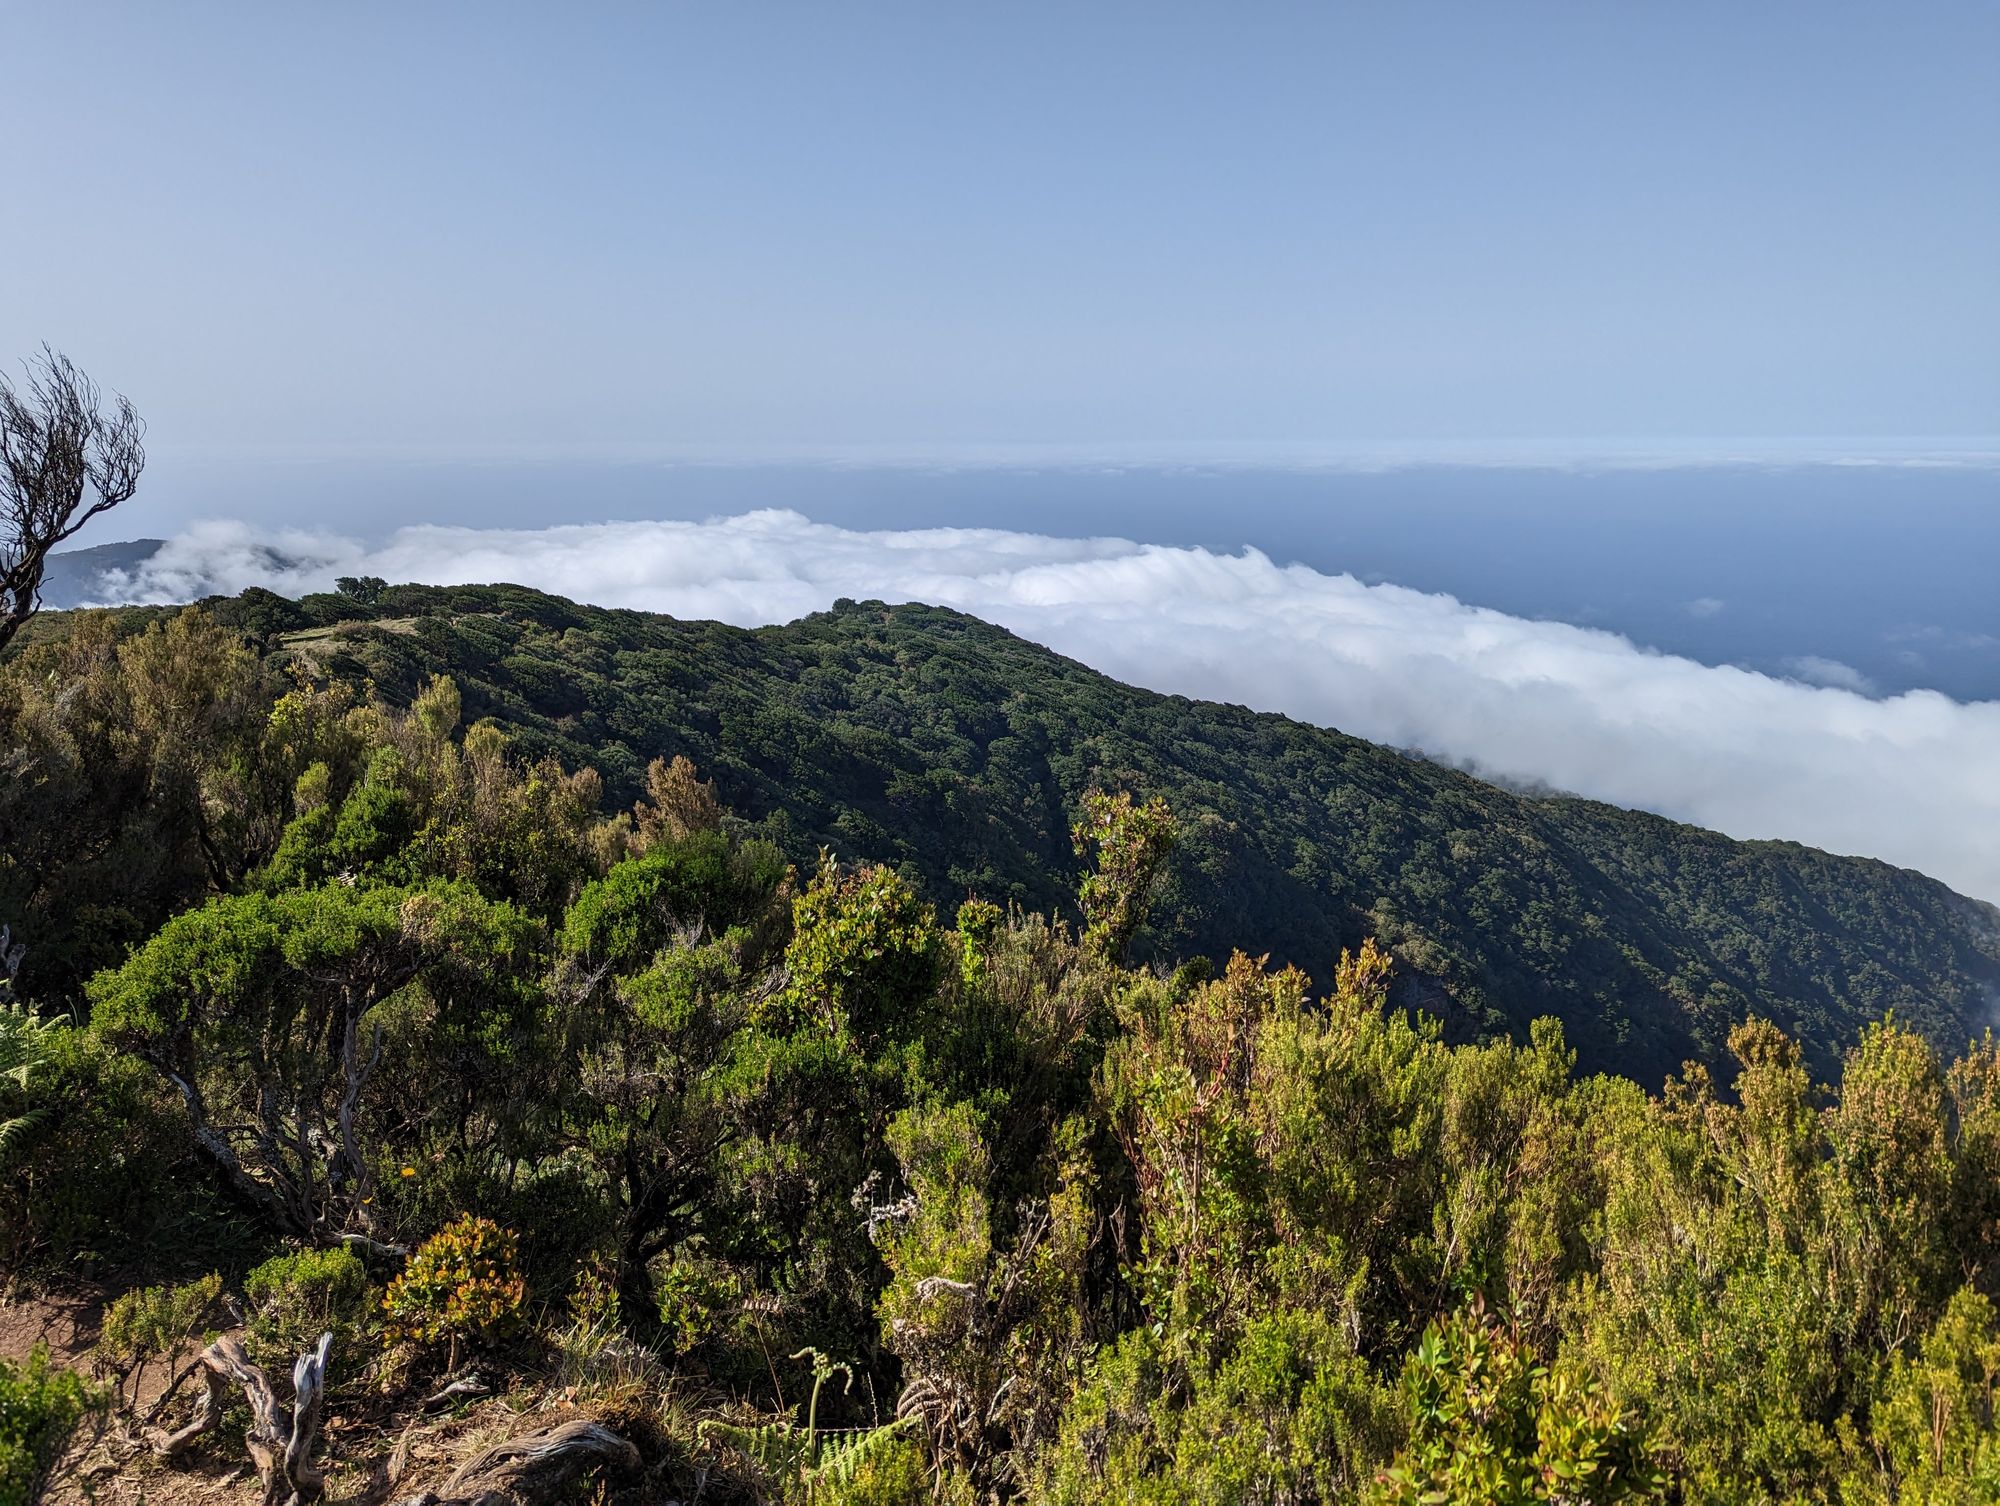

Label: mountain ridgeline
[111,579,1991,1088]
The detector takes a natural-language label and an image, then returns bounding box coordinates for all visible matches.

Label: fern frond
[0,1105,47,1157]
[808,1417,917,1490]
[697,1414,918,1496]
[697,1417,814,1481]
[0,1001,57,1163]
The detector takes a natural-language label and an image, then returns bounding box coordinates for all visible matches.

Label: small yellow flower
[400,1166,417,1178]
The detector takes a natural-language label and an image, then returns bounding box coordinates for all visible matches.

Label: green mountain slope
[206,581,1999,1084]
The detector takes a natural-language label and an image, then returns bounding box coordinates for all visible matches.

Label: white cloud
[1783,656,1877,695]
[1682,596,1726,619]
[1887,623,2000,654]
[95,510,2000,905]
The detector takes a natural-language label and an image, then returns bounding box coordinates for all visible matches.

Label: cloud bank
[96,511,2000,905]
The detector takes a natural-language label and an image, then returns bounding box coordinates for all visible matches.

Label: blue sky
[4,1,1996,453]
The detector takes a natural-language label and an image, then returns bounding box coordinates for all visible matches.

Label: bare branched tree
[0,346,145,653]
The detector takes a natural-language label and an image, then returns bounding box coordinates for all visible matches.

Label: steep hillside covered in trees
[24,582,1998,1086]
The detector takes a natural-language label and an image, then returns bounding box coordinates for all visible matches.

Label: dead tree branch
[151,1332,333,1506]
[0,347,145,654]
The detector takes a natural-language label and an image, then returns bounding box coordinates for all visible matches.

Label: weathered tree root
[394,1418,642,1506]
[420,1372,493,1411]
[152,1331,334,1506]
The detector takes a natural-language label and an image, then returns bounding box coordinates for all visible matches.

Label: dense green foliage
[2,594,1999,1503]
[0,1347,101,1506]
[243,1245,373,1378]
[166,583,2000,1085]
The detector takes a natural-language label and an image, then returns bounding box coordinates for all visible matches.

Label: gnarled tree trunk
[154,1331,333,1506]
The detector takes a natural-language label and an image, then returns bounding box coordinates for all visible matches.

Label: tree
[0,609,286,1009]
[0,348,145,654]
[630,755,725,853]
[89,879,540,1239]
[1070,789,1176,961]
[553,831,791,1295]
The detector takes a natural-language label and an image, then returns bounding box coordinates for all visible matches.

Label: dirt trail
[0,1285,100,1370]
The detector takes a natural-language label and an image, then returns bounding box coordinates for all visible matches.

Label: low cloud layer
[96,511,2000,905]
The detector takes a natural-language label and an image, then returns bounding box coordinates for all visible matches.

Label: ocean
[90,455,2000,702]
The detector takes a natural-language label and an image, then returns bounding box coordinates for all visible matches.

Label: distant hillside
[154,581,2000,1083]
[37,537,165,607]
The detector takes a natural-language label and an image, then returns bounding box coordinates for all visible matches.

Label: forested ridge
[3,592,1999,1504]
[21,580,1995,1086]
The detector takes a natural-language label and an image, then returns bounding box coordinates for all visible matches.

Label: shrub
[0,1346,103,1506]
[244,1246,373,1381]
[780,860,945,1037]
[652,1253,743,1358]
[382,1215,527,1364]
[1370,1301,1663,1505]
[1033,1311,1394,1506]
[1070,788,1177,961]
[0,1025,217,1272]
[95,1274,222,1414]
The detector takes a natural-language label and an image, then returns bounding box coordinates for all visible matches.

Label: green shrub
[0,1025,226,1272]
[780,860,945,1037]
[95,1274,222,1412]
[651,1253,742,1358]
[1033,1311,1394,1506]
[244,1245,373,1380]
[0,1346,103,1506]
[1370,1302,1663,1505]
[382,1215,527,1363]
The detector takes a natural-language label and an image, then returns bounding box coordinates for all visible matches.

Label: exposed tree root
[393,1417,642,1506]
